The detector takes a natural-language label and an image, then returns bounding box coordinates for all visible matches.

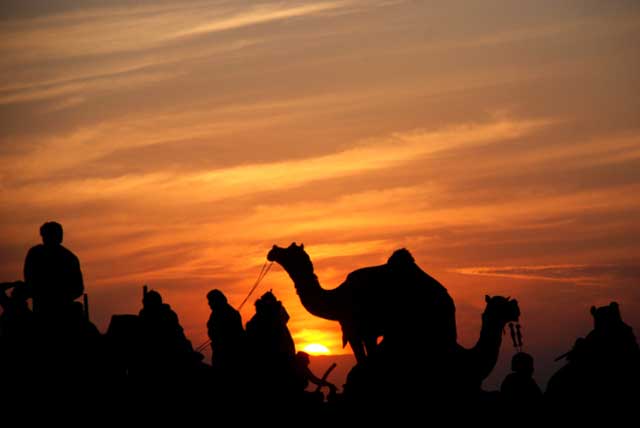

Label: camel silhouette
[379,294,520,391]
[451,295,521,393]
[339,294,520,409]
[267,243,457,363]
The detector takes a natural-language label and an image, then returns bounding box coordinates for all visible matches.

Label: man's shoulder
[60,245,78,256]
[163,304,180,319]
[26,244,45,256]
[57,245,81,263]
[224,304,242,316]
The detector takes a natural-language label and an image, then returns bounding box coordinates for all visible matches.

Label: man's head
[207,289,227,308]
[143,290,163,308]
[296,351,311,366]
[40,221,63,246]
[511,351,534,375]
[591,301,622,330]
[255,290,277,311]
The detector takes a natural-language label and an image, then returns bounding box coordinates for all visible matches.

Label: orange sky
[1,0,639,389]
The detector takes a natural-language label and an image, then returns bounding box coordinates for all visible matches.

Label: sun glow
[303,343,331,355]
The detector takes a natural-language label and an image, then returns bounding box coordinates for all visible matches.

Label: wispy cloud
[455,263,640,285]
[170,2,349,39]
[0,39,257,105]
[0,0,354,107]
[1,117,550,206]
[0,70,180,105]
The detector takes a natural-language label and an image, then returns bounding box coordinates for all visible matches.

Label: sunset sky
[1,0,639,389]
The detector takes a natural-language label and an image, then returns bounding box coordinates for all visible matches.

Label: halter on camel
[509,322,523,353]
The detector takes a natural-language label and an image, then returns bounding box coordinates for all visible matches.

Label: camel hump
[387,248,415,266]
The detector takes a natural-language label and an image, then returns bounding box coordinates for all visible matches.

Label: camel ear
[591,306,596,316]
[485,295,490,303]
[300,243,304,250]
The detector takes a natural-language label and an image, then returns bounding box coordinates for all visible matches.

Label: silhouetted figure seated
[501,352,542,406]
[23,222,84,319]
[293,351,337,406]
[138,290,198,381]
[546,301,640,408]
[245,291,297,404]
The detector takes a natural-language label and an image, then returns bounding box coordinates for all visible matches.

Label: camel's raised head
[267,242,314,278]
[590,301,622,330]
[483,295,520,324]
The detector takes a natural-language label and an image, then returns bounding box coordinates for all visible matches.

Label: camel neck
[479,313,505,346]
[291,271,340,321]
[471,313,506,380]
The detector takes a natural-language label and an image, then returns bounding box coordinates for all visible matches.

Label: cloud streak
[0,0,356,107]
[170,2,349,39]
[0,117,550,207]
[455,263,640,285]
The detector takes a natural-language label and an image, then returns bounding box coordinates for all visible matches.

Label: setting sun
[303,344,331,355]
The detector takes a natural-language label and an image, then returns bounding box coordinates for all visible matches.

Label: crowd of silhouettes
[1,221,639,419]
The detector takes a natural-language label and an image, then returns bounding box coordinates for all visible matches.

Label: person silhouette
[500,352,542,405]
[206,289,246,378]
[23,222,84,317]
[245,291,297,403]
[246,291,296,360]
[138,289,196,378]
[293,351,337,403]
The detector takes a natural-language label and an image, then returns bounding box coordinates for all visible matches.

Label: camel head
[483,295,520,325]
[267,242,314,278]
[590,301,623,331]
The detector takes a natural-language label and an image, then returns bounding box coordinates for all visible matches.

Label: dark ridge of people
[1,226,639,419]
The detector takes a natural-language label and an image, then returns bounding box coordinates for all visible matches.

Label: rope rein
[238,261,273,312]
[195,260,273,354]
